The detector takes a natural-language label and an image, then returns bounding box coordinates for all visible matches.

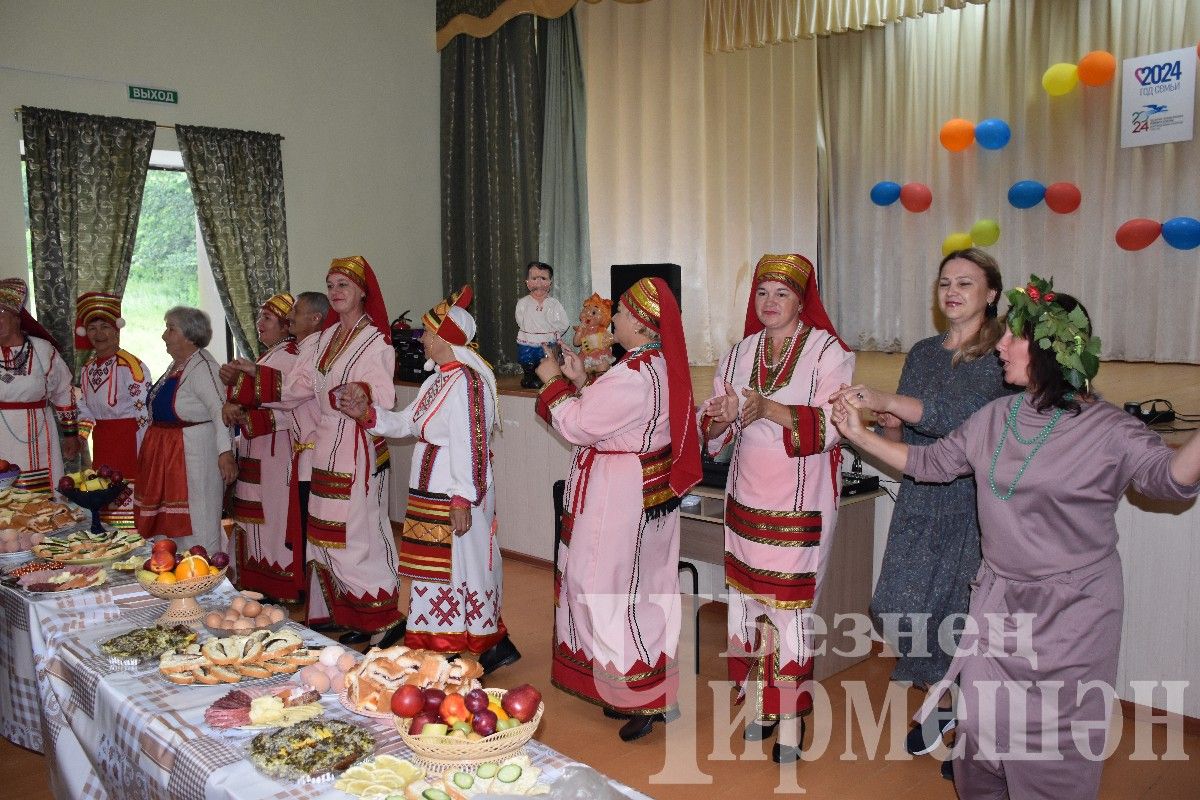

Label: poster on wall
[1120,46,1196,148]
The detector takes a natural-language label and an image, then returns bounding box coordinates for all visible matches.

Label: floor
[4,558,1198,799]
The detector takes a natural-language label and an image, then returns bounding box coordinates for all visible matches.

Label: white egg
[318,645,345,667]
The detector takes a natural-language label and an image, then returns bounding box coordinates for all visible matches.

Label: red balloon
[1044,182,1081,214]
[899,182,933,213]
[1114,218,1163,251]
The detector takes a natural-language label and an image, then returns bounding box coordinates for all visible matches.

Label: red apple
[209,551,230,569]
[152,538,177,555]
[110,470,123,484]
[149,551,175,574]
[463,688,489,715]
[188,545,209,559]
[501,684,542,723]
[471,708,498,737]
[57,476,75,492]
[408,712,437,736]
[422,688,446,717]
[390,685,425,718]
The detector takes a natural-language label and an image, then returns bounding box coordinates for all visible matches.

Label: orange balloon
[939,118,975,152]
[1077,50,1116,87]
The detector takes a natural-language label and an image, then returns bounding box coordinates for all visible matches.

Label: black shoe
[372,619,406,649]
[941,758,954,781]
[603,706,634,720]
[743,720,778,741]
[770,718,806,763]
[308,620,341,633]
[906,709,957,756]
[479,636,521,675]
[618,708,680,742]
[338,630,370,645]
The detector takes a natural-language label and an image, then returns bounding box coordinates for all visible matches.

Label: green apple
[419,723,448,737]
[451,721,473,734]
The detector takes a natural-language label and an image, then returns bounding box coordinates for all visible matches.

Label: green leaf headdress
[1005,275,1101,392]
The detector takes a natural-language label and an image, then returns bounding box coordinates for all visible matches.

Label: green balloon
[970,218,1001,246]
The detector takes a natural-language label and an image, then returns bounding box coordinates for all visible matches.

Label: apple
[407,712,437,736]
[422,688,446,717]
[209,551,230,569]
[188,545,209,560]
[390,685,425,718]
[142,557,153,572]
[149,551,175,574]
[110,470,123,484]
[498,717,521,730]
[152,538,177,555]
[58,476,75,492]
[463,688,489,715]
[471,708,498,737]
[0,459,10,471]
[97,465,113,480]
[501,684,542,723]
[451,721,472,735]
[418,722,449,738]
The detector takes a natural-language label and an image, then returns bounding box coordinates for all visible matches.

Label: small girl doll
[572,293,614,376]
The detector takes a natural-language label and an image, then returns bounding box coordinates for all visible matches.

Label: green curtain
[176,125,289,359]
[21,106,155,369]
[441,14,546,367]
[538,9,592,331]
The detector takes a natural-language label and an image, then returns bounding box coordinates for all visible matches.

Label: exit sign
[128,85,178,104]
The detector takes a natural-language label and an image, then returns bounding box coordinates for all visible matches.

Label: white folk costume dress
[370,360,505,654]
[135,349,232,556]
[278,305,399,634]
[229,337,304,600]
[77,350,151,528]
[705,254,855,721]
[0,337,78,493]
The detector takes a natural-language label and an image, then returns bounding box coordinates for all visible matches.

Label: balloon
[939,118,975,152]
[869,181,902,206]
[1044,182,1082,214]
[969,218,1001,246]
[1042,63,1079,96]
[1007,180,1046,209]
[1161,216,1200,250]
[1114,218,1163,251]
[1077,50,1116,87]
[974,118,1011,150]
[899,182,933,213]
[941,232,974,256]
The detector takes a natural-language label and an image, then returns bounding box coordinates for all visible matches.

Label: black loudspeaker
[610,264,683,360]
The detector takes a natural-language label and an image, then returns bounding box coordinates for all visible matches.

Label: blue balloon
[975,118,1012,150]
[1162,216,1200,250]
[1008,180,1046,209]
[870,181,902,206]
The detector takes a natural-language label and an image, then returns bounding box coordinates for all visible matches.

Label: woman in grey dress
[832,277,1200,800]
[837,249,1008,763]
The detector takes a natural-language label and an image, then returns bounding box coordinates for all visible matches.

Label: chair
[552,479,701,670]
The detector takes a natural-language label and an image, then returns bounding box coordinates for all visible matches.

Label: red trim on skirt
[404,624,507,656]
[134,425,192,538]
[306,561,402,634]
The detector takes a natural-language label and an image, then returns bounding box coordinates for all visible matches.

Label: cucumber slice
[475,763,499,779]
[451,772,474,789]
[496,764,523,783]
[422,790,452,800]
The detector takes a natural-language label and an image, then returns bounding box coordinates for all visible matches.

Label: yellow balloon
[969,218,1000,247]
[941,232,973,256]
[1042,62,1079,96]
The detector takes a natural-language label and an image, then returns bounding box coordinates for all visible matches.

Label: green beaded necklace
[988,395,1066,501]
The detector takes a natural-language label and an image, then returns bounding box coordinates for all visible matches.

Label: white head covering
[425,305,499,430]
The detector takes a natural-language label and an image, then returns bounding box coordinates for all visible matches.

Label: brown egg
[205,612,224,628]
[268,607,287,624]
[329,671,345,692]
[231,618,253,632]
[229,596,246,614]
[242,600,263,618]
[336,652,357,673]
[300,666,331,693]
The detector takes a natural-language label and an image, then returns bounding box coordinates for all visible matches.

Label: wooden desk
[679,485,882,680]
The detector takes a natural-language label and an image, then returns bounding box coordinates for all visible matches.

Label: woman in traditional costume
[0,278,79,493]
[135,307,236,555]
[700,254,856,763]
[832,277,1200,798]
[268,256,401,647]
[535,276,701,742]
[339,285,517,671]
[227,293,305,601]
[75,291,151,528]
[833,249,1008,775]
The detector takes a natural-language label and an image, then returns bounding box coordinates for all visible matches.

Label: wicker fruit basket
[137,568,228,624]
[394,688,543,769]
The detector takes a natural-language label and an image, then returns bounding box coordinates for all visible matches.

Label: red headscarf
[0,277,63,353]
[74,291,124,351]
[323,256,390,339]
[619,277,702,499]
[743,254,850,351]
[421,285,474,345]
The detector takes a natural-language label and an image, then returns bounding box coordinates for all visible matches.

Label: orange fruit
[156,572,178,585]
[208,565,220,576]
[440,693,471,725]
[487,700,509,722]
[174,554,209,580]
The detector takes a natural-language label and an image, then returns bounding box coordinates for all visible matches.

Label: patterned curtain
[21,106,155,369]
[538,10,592,334]
[441,14,545,368]
[176,125,289,359]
